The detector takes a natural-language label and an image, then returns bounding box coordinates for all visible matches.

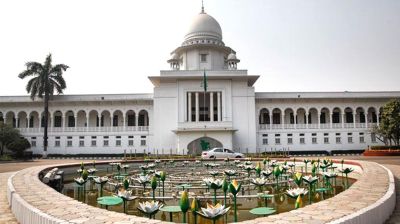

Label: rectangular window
[127,115,135,126]
[287,133,292,137]
[31,141,36,147]
[275,138,280,144]
[200,54,207,62]
[67,140,73,147]
[348,137,353,143]
[360,136,365,143]
[128,140,134,146]
[104,140,109,146]
[336,137,341,144]
[262,134,268,137]
[312,133,317,136]
[79,136,85,139]
[324,133,329,136]
[288,138,293,144]
[116,140,121,146]
[91,140,96,146]
[262,138,268,145]
[55,141,61,147]
[371,133,377,143]
[300,138,305,144]
[140,140,146,146]
[128,136,134,139]
[324,137,329,144]
[79,140,84,147]
[312,138,317,144]
[299,133,305,137]
[91,136,97,139]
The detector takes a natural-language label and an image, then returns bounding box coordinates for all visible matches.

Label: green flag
[202,69,208,92]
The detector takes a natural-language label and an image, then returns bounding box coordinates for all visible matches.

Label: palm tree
[18,54,68,158]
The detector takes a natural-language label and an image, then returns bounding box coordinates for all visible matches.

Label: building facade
[0,8,399,155]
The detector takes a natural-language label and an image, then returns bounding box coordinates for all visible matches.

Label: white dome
[184,12,222,42]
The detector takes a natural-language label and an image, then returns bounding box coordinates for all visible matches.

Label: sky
[0,0,399,96]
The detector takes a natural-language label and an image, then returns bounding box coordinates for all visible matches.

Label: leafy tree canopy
[373,99,400,146]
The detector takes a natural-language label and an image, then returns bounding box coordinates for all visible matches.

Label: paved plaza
[0,156,399,224]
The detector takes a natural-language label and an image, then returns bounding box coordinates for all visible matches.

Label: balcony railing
[18,126,149,133]
[258,122,377,130]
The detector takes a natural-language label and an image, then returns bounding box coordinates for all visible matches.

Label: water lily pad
[249,207,276,216]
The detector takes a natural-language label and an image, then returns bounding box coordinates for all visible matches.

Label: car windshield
[214,148,223,152]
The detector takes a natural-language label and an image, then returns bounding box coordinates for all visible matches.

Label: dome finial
[201,0,205,13]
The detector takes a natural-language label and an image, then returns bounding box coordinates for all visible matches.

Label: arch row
[258,106,383,128]
[0,109,150,129]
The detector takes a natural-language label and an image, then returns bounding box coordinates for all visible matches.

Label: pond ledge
[6,160,395,224]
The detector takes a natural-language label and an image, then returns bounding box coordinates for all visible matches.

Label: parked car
[201,148,244,159]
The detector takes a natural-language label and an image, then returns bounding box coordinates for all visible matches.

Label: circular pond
[58,159,355,223]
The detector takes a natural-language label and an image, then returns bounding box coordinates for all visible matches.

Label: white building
[1,8,399,156]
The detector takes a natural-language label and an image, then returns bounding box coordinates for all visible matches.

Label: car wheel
[209,155,215,159]
[235,155,242,158]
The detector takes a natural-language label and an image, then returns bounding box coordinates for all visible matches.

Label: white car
[201,148,244,159]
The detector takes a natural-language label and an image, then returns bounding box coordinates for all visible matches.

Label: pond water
[60,161,355,223]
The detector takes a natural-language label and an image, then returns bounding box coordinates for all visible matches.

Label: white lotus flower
[209,171,219,176]
[138,201,163,214]
[184,160,190,164]
[261,169,273,177]
[118,189,135,200]
[195,160,201,163]
[203,178,223,189]
[155,160,161,163]
[87,168,97,174]
[135,175,151,184]
[234,160,241,164]
[224,170,236,176]
[121,165,130,169]
[323,172,337,178]
[250,178,267,186]
[302,175,318,184]
[77,169,83,173]
[244,161,252,165]
[93,176,109,184]
[236,164,244,168]
[109,162,121,166]
[74,177,86,185]
[148,163,156,168]
[244,165,255,170]
[286,188,308,198]
[199,203,230,218]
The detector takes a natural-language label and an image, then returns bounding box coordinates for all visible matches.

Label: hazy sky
[1,0,399,96]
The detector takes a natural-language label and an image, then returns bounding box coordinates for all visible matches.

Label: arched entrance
[187,137,223,156]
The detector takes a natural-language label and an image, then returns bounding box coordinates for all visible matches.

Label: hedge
[370,145,400,150]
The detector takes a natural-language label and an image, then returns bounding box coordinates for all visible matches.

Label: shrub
[7,138,31,158]
[370,145,400,150]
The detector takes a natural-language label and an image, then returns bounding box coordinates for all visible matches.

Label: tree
[7,138,31,158]
[372,99,400,146]
[18,54,68,158]
[0,123,21,156]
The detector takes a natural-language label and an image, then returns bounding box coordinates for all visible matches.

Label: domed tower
[168,6,239,71]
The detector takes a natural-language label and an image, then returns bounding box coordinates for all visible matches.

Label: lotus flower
[244,165,254,171]
[155,159,161,163]
[203,178,223,189]
[138,201,163,215]
[286,188,308,198]
[123,178,130,190]
[236,164,244,169]
[169,160,174,164]
[195,160,201,164]
[302,175,318,184]
[93,176,109,184]
[261,169,273,178]
[234,160,241,164]
[293,172,303,186]
[135,175,151,184]
[273,166,281,178]
[339,167,354,174]
[323,172,337,178]
[155,171,162,178]
[160,171,166,181]
[191,198,199,212]
[81,169,89,180]
[209,171,219,177]
[224,170,236,176]
[250,178,267,186]
[74,177,87,185]
[229,179,241,196]
[140,165,149,170]
[151,176,157,190]
[245,161,252,165]
[87,168,97,174]
[118,189,134,200]
[198,203,230,219]
[255,162,262,177]
[295,195,303,209]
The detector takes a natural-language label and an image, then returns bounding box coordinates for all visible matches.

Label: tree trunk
[43,92,49,159]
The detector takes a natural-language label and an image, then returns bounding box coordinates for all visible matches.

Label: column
[364,114,368,128]
[195,92,199,122]
[16,117,19,128]
[217,92,221,122]
[269,114,272,130]
[123,114,126,131]
[318,113,321,129]
[86,115,90,131]
[353,113,356,128]
[135,114,139,128]
[188,92,192,122]
[305,113,309,129]
[62,116,66,131]
[27,117,30,128]
[74,116,78,131]
[377,113,380,125]
[98,115,101,129]
[281,114,285,129]
[342,113,345,128]
[330,113,333,129]
[294,113,297,129]
[210,92,214,122]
